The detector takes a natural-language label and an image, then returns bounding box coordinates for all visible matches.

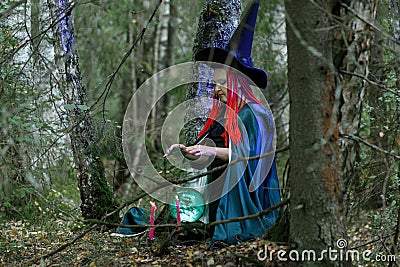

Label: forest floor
[1,208,396,267]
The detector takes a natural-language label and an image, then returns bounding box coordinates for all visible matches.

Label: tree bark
[286,0,347,264]
[30,0,40,64]
[47,0,117,221]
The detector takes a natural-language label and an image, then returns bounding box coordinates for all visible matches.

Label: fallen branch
[31,193,288,264]
[126,145,288,201]
[31,130,287,264]
[81,198,290,230]
[30,223,98,264]
[208,198,290,227]
[30,148,288,264]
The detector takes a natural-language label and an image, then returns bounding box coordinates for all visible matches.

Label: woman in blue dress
[164,66,280,246]
[164,0,280,247]
[188,66,280,246]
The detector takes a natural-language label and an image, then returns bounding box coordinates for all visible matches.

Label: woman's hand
[163,143,229,161]
[163,144,214,158]
[184,144,216,157]
[186,145,229,161]
[163,143,185,157]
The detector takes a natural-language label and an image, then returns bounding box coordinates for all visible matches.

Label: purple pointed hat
[195,0,268,89]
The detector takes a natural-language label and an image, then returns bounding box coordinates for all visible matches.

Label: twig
[72,147,290,232]
[30,223,97,264]
[101,191,148,223]
[0,0,26,18]
[30,136,286,263]
[98,0,163,122]
[339,70,400,97]
[30,189,148,263]
[79,199,290,230]
[0,1,77,66]
[208,198,290,227]
[349,232,396,250]
[341,3,400,46]
[340,134,400,160]
[127,145,288,197]
[31,195,288,264]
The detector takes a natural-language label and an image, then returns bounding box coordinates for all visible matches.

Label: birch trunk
[150,0,171,139]
[47,0,117,221]
[185,0,241,145]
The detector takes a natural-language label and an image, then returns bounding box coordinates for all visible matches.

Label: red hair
[198,69,264,146]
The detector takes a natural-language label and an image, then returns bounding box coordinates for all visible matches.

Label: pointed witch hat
[195,0,268,89]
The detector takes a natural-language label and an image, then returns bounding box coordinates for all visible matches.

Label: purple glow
[196,64,214,111]
[58,0,74,55]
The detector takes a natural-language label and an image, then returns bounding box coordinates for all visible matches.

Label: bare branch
[208,198,290,227]
[97,0,163,122]
[340,134,400,160]
[0,0,26,18]
[83,198,290,229]
[341,2,400,46]
[0,1,77,66]
[339,70,400,97]
[30,224,98,264]
[349,232,396,250]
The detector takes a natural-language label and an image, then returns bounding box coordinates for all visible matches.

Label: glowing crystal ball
[169,188,205,222]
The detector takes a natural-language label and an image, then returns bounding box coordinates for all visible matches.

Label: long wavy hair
[198,69,264,147]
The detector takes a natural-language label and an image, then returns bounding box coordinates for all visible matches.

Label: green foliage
[0,9,80,221]
[1,22,31,213]
[370,175,399,229]
[0,156,80,221]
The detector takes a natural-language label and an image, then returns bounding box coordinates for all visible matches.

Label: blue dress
[207,102,281,245]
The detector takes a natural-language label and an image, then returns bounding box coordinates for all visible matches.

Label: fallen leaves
[0,208,393,267]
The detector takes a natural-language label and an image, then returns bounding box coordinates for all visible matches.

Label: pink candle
[149,201,156,240]
[175,195,181,231]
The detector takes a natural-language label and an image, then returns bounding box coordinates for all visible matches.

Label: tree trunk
[286,0,347,264]
[47,0,117,221]
[185,0,241,145]
[30,0,40,63]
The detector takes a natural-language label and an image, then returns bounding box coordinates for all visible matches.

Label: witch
[164,0,281,247]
